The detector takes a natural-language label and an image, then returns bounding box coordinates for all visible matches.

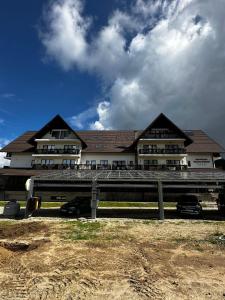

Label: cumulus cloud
[41,0,225,146]
[0,139,10,168]
[69,106,96,129]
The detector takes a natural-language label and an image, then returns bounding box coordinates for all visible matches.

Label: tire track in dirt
[127,245,164,299]
[0,253,31,300]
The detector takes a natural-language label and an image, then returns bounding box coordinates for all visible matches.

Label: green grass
[0,201,66,208]
[64,221,103,240]
[98,201,176,208]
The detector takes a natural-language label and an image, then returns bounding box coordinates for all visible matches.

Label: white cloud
[1,93,15,99]
[41,0,90,70]
[41,0,225,146]
[0,139,10,168]
[90,102,111,130]
[69,106,96,129]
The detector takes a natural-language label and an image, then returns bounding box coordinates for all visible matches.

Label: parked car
[176,195,202,216]
[60,197,91,217]
[217,191,225,214]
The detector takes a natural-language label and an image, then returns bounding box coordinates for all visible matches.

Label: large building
[1,113,224,171]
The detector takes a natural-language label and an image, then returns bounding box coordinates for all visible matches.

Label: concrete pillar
[158,181,164,221]
[91,180,98,219]
[25,178,34,218]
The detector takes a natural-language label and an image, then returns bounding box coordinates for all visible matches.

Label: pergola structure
[29,170,225,220]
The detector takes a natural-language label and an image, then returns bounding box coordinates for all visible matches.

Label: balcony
[139,148,186,155]
[34,149,80,155]
[141,133,181,139]
[32,164,188,171]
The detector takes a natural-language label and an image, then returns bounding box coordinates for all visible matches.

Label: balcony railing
[142,133,181,139]
[35,149,80,155]
[32,164,188,171]
[139,148,186,155]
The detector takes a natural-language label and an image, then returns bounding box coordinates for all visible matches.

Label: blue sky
[1,0,225,150]
[0,0,120,142]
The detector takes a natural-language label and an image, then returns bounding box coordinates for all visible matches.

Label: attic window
[51,130,70,139]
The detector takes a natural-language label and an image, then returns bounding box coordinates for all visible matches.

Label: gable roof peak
[28,114,87,148]
[129,112,193,148]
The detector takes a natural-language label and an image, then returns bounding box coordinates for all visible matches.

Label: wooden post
[91,180,98,219]
[158,180,164,221]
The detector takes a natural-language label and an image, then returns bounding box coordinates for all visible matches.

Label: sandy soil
[0,219,225,300]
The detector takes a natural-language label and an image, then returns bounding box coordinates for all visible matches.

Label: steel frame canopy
[28,170,225,220]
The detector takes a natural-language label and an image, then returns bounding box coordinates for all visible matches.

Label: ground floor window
[144,160,158,165]
[86,160,96,165]
[166,160,180,165]
[112,160,126,166]
[63,159,76,165]
[100,160,108,165]
[41,159,54,165]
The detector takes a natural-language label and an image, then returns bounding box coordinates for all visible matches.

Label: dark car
[60,196,91,217]
[217,191,225,214]
[176,195,202,216]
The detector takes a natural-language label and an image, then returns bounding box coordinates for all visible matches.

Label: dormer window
[51,130,70,139]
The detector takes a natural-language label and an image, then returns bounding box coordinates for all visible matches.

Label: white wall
[187,153,214,168]
[81,153,135,164]
[138,157,187,165]
[10,153,33,168]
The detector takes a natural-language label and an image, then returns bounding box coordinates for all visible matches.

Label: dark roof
[0,131,36,153]
[1,129,224,154]
[185,130,225,153]
[0,168,49,176]
[78,130,135,153]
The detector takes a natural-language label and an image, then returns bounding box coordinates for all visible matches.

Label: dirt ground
[0,219,225,300]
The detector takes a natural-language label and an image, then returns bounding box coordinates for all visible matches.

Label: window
[61,130,70,139]
[112,160,126,166]
[43,145,55,150]
[188,161,191,167]
[144,160,158,165]
[51,130,70,139]
[63,159,75,165]
[166,160,180,165]
[64,145,78,150]
[51,130,60,139]
[86,160,96,165]
[41,159,54,165]
[100,160,108,165]
[165,144,179,149]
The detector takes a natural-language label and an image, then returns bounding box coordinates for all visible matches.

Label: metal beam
[158,181,164,221]
[163,185,222,189]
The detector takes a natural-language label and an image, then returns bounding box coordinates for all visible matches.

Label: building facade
[1,113,224,171]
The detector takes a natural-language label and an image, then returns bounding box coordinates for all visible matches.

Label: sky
[1,0,225,166]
